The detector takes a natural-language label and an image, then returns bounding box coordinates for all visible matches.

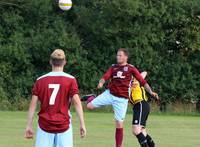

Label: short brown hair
[50,49,66,66]
[117,48,129,56]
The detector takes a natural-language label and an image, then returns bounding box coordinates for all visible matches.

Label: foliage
[0,0,199,110]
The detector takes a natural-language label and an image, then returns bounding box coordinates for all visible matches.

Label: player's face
[117,51,128,64]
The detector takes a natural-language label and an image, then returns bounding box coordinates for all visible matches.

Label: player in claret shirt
[83,48,158,147]
[24,49,86,147]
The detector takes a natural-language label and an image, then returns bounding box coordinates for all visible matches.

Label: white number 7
[49,84,60,105]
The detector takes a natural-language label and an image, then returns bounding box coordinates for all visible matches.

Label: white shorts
[91,90,128,121]
[35,125,73,147]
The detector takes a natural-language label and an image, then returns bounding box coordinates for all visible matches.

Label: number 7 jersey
[32,71,79,133]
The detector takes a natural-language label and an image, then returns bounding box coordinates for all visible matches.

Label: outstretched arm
[97,67,112,89]
[131,67,159,100]
[97,78,106,89]
[72,94,86,138]
[144,83,159,99]
[25,95,38,139]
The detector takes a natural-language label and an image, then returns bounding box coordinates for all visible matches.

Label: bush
[0,0,199,110]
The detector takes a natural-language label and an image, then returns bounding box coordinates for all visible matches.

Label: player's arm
[71,79,86,138]
[97,67,112,89]
[24,95,38,139]
[131,67,159,100]
[72,94,86,138]
[144,83,159,100]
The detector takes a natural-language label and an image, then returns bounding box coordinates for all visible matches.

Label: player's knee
[132,126,142,136]
[115,121,123,128]
[87,103,94,110]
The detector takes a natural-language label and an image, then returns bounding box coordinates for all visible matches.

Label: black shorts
[132,100,150,127]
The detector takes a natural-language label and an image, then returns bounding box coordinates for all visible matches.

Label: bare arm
[25,95,38,139]
[144,83,153,95]
[144,83,159,100]
[97,67,112,89]
[131,66,159,100]
[72,94,86,138]
[97,79,105,89]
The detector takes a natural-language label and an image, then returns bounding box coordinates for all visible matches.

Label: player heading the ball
[24,49,86,147]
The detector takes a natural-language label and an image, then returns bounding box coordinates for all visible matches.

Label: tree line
[0,0,199,110]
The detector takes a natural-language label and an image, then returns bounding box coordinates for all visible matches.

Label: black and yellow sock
[136,133,148,147]
[146,134,156,147]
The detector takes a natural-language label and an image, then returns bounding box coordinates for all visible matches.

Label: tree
[0,0,199,110]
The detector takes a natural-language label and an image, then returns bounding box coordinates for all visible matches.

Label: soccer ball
[59,0,72,11]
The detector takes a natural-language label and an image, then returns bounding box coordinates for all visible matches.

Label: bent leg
[142,128,156,147]
[146,134,156,147]
[132,125,142,136]
[87,90,112,109]
[132,125,148,147]
[132,102,149,147]
[141,128,147,137]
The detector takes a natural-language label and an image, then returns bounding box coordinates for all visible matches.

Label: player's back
[32,71,79,133]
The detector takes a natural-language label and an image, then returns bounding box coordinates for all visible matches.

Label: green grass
[0,111,200,147]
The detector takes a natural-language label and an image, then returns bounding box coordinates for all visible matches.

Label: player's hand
[24,126,34,139]
[151,92,158,99]
[151,92,161,105]
[80,125,86,138]
[97,82,103,89]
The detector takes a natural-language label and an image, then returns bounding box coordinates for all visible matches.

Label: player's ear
[63,59,67,66]
[49,60,53,66]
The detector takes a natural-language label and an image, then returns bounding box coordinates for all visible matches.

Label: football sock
[136,132,148,147]
[146,134,156,147]
[115,128,123,147]
[86,95,96,103]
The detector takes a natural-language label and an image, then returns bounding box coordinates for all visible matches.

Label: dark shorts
[132,100,150,127]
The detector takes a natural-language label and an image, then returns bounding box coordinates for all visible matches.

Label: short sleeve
[32,81,39,96]
[70,78,79,97]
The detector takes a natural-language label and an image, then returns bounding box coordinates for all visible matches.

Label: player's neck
[52,66,64,72]
[118,62,127,66]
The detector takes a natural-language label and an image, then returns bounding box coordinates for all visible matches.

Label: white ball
[59,0,72,11]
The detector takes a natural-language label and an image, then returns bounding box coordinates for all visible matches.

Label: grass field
[0,111,200,147]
